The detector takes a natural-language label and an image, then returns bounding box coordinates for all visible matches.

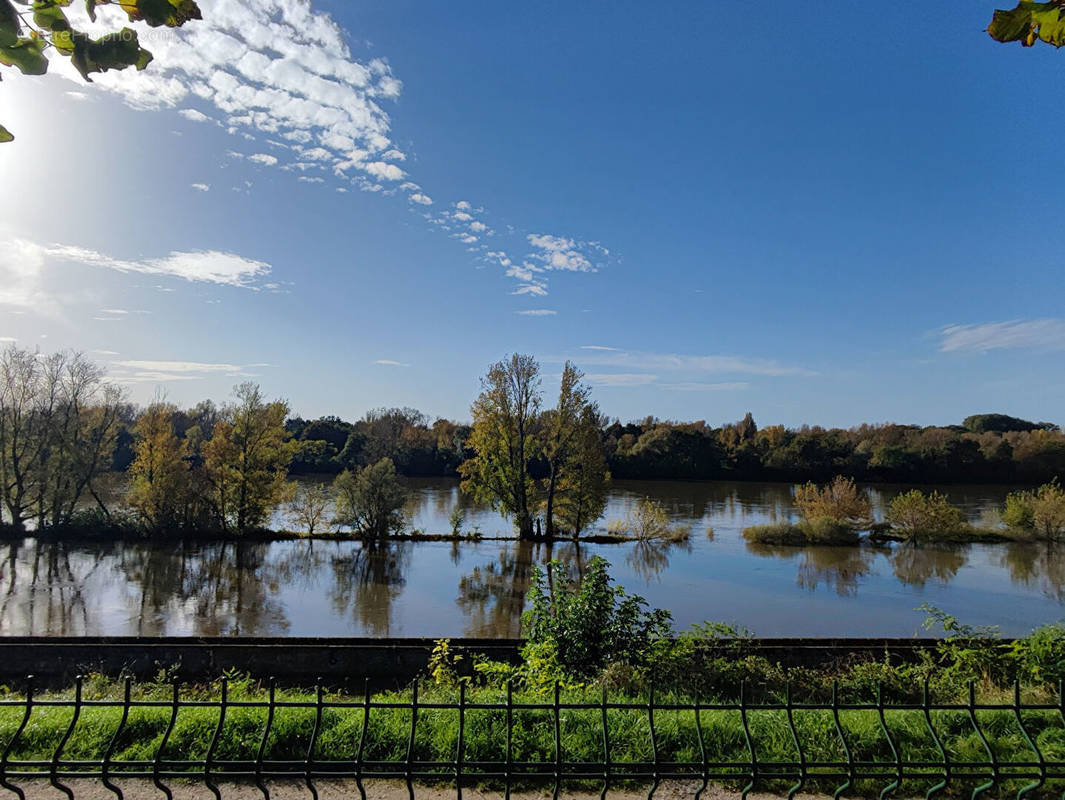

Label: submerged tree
[333,457,408,537]
[127,400,188,530]
[0,346,122,530]
[540,362,609,538]
[553,404,610,536]
[202,382,294,534]
[460,354,542,539]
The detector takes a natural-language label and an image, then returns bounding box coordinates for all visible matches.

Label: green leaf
[0,0,20,48]
[32,1,72,33]
[117,0,200,27]
[70,27,152,80]
[0,34,48,75]
[988,1,1065,47]
[0,123,12,143]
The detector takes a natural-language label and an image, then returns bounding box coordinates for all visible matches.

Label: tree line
[2,345,1063,540]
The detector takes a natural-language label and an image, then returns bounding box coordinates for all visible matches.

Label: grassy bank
[2,675,1065,796]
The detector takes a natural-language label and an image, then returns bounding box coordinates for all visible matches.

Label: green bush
[742,521,806,544]
[885,489,968,542]
[519,555,673,686]
[1002,480,1065,540]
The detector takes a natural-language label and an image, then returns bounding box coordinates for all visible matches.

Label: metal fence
[1,675,1065,800]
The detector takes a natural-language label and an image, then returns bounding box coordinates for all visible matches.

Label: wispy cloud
[939,319,1065,353]
[661,381,750,392]
[585,373,658,387]
[374,359,410,367]
[49,1,608,301]
[553,349,814,377]
[10,239,272,289]
[516,309,557,316]
[109,359,267,384]
[581,345,620,352]
[191,182,210,192]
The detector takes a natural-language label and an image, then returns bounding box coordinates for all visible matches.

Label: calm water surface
[1,479,1062,637]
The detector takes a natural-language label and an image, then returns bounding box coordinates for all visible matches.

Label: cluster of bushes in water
[3,558,1065,794]
[742,476,1065,546]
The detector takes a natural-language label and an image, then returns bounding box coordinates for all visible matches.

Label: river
[0,479,1060,637]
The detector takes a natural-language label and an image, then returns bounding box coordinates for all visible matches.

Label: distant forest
[109,408,1064,486]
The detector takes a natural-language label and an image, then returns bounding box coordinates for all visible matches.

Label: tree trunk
[544,463,557,540]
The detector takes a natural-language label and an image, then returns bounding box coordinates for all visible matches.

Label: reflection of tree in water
[626,539,691,582]
[890,544,967,588]
[995,543,1065,603]
[114,540,311,636]
[0,540,103,634]
[457,541,588,637]
[330,541,411,636]
[745,542,875,596]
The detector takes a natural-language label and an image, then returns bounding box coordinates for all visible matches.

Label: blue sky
[1,0,1063,428]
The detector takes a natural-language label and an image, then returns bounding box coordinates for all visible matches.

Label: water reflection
[995,543,1065,602]
[745,542,876,596]
[331,542,411,635]
[0,479,1063,637]
[890,544,967,587]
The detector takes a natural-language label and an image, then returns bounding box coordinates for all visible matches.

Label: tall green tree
[541,363,609,537]
[0,0,202,142]
[127,400,188,530]
[460,354,542,539]
[333,457,408,537]
[202,382,294,534]
[554,405,610,536]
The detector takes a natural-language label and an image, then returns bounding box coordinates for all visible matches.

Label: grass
[2,676,1064,795]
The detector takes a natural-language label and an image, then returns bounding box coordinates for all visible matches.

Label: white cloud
[516,309,556,316]
[662,381,750,392]
[374,359,410,367]
[0,337,15,343]
[100,309,128,315]
[512,283,548,297]
[10,239,271,290]
[585,373,657,387]
[191,182,210,191]
[939,319,1065,352]
[65,91,89,101]
[179,108,210,123]
[108,359,269,384]
[298,176,324,183]
[248,153,279,166]
[551,349,814,377]
[581,345,621,352]
[45,2,612,301]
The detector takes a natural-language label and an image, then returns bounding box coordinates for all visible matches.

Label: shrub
[332,458,408,537]
[793,476,872,528]
[1002,480,1065,540]
[520,556,673,685]
[885,489,968,542]
[742,518,858,545]
[799,516,861,544]
[742,521,807,545]
[607,497,690,542]
[448,507,464,536]
[1011,623,1065,685]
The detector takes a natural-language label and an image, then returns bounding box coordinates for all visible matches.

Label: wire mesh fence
[1,674,1064,800]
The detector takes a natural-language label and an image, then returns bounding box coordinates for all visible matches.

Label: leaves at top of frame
[88,0,201,27]
[0,31,48,75]
[988,0,1065,46]
[70,26,152,80]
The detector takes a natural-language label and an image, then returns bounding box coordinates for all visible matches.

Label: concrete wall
[0,636,948,688]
